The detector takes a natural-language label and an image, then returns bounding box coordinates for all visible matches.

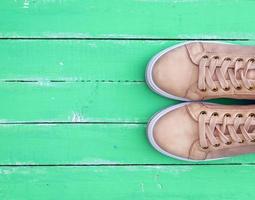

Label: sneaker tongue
[211,70,255,81]
[247,64,255,79]
[247,70,255,79]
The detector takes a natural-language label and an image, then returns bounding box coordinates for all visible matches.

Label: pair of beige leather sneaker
[146,41,255,161]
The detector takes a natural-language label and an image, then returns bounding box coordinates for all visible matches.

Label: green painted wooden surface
[0,82,250,123]
[0,40,161,81]
[1,124,255,165]
[1,0,255,39]
[0,82,173,123]
[0,40,255,81]
[1,166,255,200]
[1,0,255,199]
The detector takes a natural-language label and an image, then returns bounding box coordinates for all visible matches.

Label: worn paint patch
[0,169,15,175]
[71,112,86,122]
[23,0,29,8]
[86,159,118,165]
[139,166,193,174]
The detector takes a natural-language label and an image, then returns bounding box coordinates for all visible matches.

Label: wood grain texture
[0,40,255,81]
[0,124,255,165]
[0,40,172,81]
[1,0,255,198]
[0,82,174,123]
[1,0,255,39]
[0,82,246,123]
[1,166,255,200]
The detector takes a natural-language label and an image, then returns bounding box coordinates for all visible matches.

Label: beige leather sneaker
[146,41,255,101]
[147,102,255,161]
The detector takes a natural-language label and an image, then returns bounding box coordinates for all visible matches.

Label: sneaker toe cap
[149,45,198,99]
[150,105,199,160]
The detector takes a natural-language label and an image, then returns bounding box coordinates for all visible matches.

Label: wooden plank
[1,40,255,81]
[0,124,255,165]
[0,82,244,123]
[1,0,255,39]
[0,40,173,81]
[0,165,255,200]
[0,82,173,123]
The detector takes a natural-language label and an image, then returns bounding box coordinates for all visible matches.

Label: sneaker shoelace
[198,111,255,149]
[198,55,255,92]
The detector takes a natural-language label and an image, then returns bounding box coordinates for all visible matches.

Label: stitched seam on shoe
[188,139,208,160]
[184,81,197,99]
[185,104,200,122]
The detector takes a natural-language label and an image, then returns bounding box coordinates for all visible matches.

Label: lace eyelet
[248,58,255,63]
[200,111,207,115]
[249,113,255,117]
[225,141,232,145]
[236,86,242,90]
[202,55,209,59]
[248,86,254,91]
[202,146,209,150]
[236,58,243,62]
[212,87,218,92]
[224,113,231,117]
[223,87,230,91]
[213,143,220,147]
[236,113,243,118]
[238,140,245,144]
[212,112,219,117]
[200,88,207,92]
[213,56,219,59]
[224,57,231,61]
[251,139,255,143]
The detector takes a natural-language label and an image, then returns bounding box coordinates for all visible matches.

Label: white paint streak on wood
[0,169,14,175]
[135,0,200,3]
[140,183,145,192]
[23,0,29,8]
[71,112,86,122]
[154,174,163,189]
[157,183,163,189]
[86,159,118,165]
[139,166,193,173]
[88,42,97,48]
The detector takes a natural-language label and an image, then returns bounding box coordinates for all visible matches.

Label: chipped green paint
[1,166,255,200]
[0,124,255,165]
[1,0,255,39]
[1,0,255,199]
[0,82,173,123]
[0,40,255,81]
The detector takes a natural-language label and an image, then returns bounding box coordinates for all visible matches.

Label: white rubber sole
[147,102,228,162]
[145,41,231,101]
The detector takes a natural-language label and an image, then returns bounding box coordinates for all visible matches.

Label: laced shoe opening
[198,111,255,149]
[198,55,255,92]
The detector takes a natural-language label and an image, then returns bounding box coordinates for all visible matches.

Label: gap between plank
[0,37,250,41]
[0,121,147,125]
[0,163,253,167]
[2,80,145,83]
